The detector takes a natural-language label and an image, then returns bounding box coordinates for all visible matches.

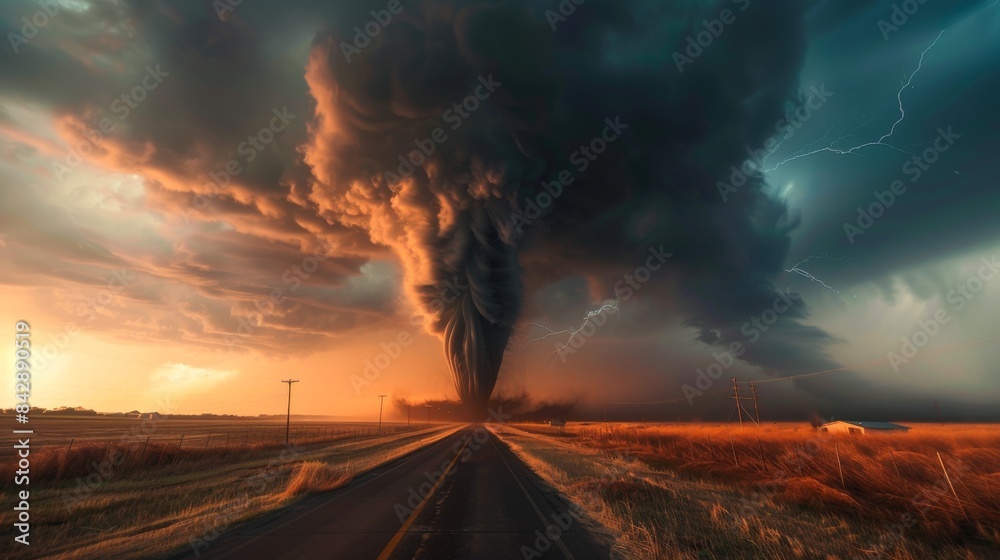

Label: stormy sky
[0,0,997,421]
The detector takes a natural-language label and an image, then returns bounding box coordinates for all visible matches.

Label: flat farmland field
[494,422,1000,559]
[1,414,410,460]
[0,414,461,559]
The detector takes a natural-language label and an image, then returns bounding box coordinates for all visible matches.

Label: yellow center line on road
[376,432,472,560]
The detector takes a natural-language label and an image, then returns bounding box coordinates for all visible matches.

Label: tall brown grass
[281,462,353,498]
[530,423,1000,545]
[0,428,399,487]
[0,424,463,560]
[496,422,1000,559]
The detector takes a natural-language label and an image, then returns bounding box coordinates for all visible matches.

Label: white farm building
[820,420,910,435]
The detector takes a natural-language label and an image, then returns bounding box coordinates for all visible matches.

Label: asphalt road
[184,426,611,560]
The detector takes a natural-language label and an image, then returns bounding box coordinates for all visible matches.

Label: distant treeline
[0,406,293,420]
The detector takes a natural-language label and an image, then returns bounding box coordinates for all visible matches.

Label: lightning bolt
[762,0,999,174]
[527,297,621,363]
[784,253,846,294]
[762,33,943,173]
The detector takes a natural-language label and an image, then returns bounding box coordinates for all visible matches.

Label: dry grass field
[6,417,997,559]
[0,415,417,482]
[0,414,409,460]
[0,419,462,559]
[492,422,1000,560]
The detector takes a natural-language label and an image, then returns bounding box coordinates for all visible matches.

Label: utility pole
[732,378,744,428]
[378,394,387,434]
[407,404,411,427]
[729,379,761,428]
[750,382,761,426]
[425,405,431,425]
[281,379,300,445]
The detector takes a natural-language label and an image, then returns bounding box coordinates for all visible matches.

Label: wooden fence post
[170,434,186,466]
[56,438,75,481]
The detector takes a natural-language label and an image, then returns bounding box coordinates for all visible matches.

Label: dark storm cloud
[0,0,397,350]
[505,0,875,402]
[3,0,991,415]
[0,0,327,218]
[770,0,1000,301]
[293,0,907,409]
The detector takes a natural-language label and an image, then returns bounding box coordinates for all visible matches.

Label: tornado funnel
[444,292,511,410]
[437,205,521,412]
